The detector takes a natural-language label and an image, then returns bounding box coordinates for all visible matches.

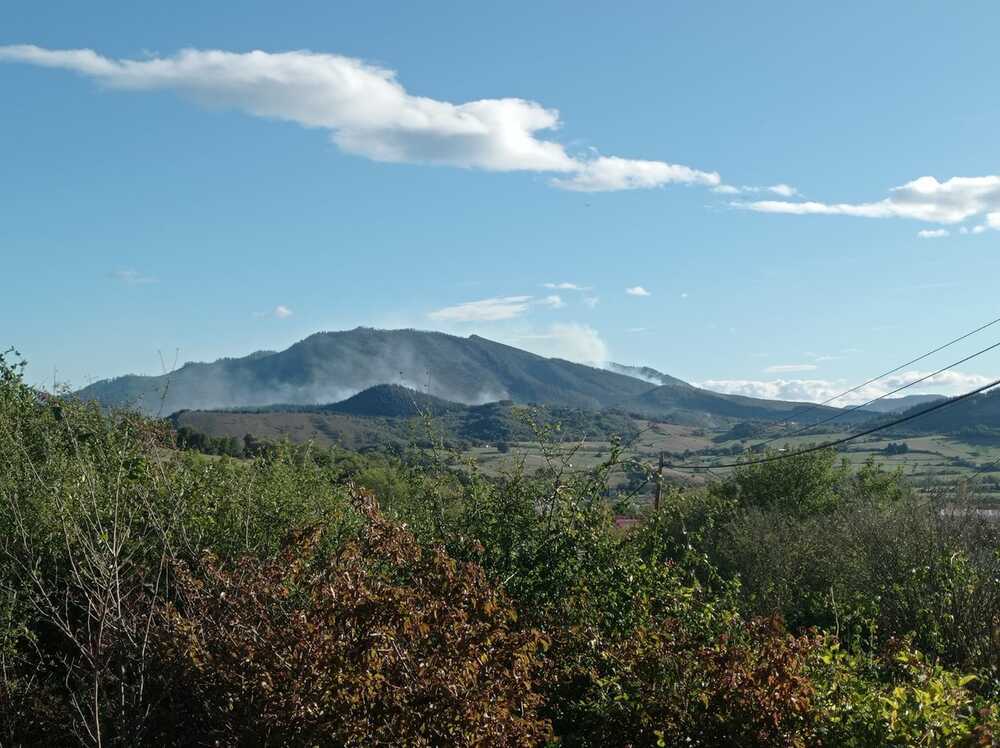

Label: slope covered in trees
[172,390,642,452]
[886,387,1000,438]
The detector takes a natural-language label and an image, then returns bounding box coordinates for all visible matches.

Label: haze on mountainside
[77,327,936,428]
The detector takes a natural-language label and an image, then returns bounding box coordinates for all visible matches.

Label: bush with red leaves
[151,487,551,747]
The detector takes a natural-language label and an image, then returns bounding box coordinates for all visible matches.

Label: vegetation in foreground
[3,351,1000,746]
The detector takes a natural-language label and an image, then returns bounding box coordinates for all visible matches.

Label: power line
[749,337,1000,452]
[664,375,1000,471]
[755,312,1000,436]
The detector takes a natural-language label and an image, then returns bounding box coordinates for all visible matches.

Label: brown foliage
[152,487,552,746]
[545,615,824,747]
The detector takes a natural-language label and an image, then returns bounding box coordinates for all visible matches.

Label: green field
[461,424,1000,505]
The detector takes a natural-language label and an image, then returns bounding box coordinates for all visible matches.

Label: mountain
[75,327,885,428]
[881,388,1000,438]
[604,363,691,388]
[321,384,463,418]
[859,394,946,415]
[616,382,870,427]
[76,328,656,416]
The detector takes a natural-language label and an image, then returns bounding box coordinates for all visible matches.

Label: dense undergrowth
[2,351,1000,746]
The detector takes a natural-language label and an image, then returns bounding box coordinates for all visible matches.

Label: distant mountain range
[77,327,875,427]
[77,328,653,414]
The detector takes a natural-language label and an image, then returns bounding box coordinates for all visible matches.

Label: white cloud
[764,364,818,373]
[552,155,719,192]
[0,44,719,193]
[625,286,651,297]
[428,293,568,322]
[714,183,799,197]
[626,327,648,333]
[428,295,534,322]
[511,323,608,362]
[736,175,1000,225]
[109,269,157,285]
[542,282,591,291]
[959,224,988,235]
[917,228,949,239]
[768,183,799,197]
[989,212,1000,229]
[699,369,996,406]
[583,296,600,308]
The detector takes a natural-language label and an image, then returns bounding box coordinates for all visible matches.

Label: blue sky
[3,1,1000,404]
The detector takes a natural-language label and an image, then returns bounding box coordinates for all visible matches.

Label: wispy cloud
[254,305,294,319]
[109,269,157,285]
[542,282,592,291]
[714,183,799,197]
[917,228,949,239]
[0,44,720,194]
[552,156,719,192]
[625,286,651,297]
[735,175,1000,226]
[429,296,534,322]
[583,296,599,309]
[764,363,818,373]
[804,351,846,363]
[428,293,569,322]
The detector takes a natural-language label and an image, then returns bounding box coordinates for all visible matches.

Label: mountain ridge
[76,327,885,427]
[76,328,655,415]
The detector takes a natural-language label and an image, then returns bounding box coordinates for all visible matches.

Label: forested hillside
[172,386,641,453]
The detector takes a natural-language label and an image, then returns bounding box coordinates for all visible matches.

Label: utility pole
[654,451,664,512]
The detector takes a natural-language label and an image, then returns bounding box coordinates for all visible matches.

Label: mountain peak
[323,384,462,418]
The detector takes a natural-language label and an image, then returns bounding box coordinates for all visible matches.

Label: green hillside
[322,384,463,418]
[884,387,1000,439]
[617,382,872,427]
[171,390,641,452]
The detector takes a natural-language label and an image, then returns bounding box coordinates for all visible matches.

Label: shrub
[150,488,552,746]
